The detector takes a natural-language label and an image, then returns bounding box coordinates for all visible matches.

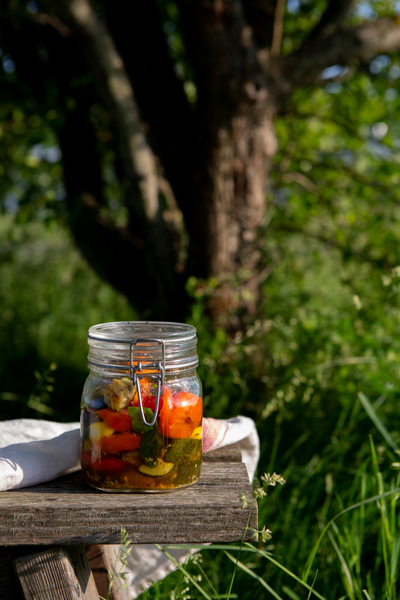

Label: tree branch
[56,0,185,317]
[270,0,286,57]
[273,17,400,105]
[103,0,198,229]
[2,2,188,318]
[57,0,160,225]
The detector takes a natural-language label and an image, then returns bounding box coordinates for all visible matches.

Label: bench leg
[85,544,131,600]
[10,545,100,600]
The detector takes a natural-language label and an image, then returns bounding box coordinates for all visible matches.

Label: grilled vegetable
[104,377,134,411]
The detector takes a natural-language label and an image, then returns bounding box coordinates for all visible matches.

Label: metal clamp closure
[129,338,165,427]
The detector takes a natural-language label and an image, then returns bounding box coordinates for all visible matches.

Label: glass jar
[80,321,202,492]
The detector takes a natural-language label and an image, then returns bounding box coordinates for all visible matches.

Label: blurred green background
[2,1,400,598]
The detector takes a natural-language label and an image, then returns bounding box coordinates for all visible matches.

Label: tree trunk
[199,112,277,278]
[187,109,277,327]
[177,0,278,325]
[3,0,400,326]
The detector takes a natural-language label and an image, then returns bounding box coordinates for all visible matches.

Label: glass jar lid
[87,321,198,376]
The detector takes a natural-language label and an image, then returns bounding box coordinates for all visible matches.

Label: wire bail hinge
[129,338,165,427]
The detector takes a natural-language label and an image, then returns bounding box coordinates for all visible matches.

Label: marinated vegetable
[159,391,203,439]
[97,408,132,432]
[81,377,202,491]
[104,377,134,411]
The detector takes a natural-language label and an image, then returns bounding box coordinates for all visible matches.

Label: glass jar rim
[87,321,198,375]
[88,321,196,343]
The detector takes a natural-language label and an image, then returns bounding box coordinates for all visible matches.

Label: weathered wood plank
[0,545,55,600]
[0,463,256,545]
[203,443,242,463]
[12,546,99,599]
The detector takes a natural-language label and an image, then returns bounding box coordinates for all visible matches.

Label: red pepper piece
[97,408,132,432]
[100,431,141,453]
[130,393,165,414]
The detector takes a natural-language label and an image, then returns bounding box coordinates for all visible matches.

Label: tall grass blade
[282,586,302,600]
[358,392,399,451]
[362,591,373,600]
[369,436,392,596]
[390,534,400,582]
[306,571,318,600]
[155,545,215,600]
[165,544,268,553]
[226,502,255,600]
[303,487,400,582]
[356,472,367,579]
[327,530,355,596]
[246,544,327,600]
[224,551,284,600]
[196,561,221,599]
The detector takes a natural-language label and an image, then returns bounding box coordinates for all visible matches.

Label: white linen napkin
[0,416,259,491]
[0,419,81,491]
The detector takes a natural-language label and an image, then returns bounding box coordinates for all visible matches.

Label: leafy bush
[0,215,136,422]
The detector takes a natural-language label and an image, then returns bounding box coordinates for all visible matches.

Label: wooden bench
[0,443,257,599]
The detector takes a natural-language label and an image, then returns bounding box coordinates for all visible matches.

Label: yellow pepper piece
[89,421,115,442]
[191,426,202,440]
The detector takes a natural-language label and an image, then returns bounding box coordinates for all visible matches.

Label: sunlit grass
[136,395,400,599]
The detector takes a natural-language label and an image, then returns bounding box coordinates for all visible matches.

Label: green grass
[135,392,400,600]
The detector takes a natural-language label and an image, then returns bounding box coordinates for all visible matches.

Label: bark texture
[177,0,278,279]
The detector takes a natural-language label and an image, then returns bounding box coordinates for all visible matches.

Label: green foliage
[0,103,64,224]
[0,215,136,422]
[186,52,400,438]
[138,399,400,599]
[155,36,400,599]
